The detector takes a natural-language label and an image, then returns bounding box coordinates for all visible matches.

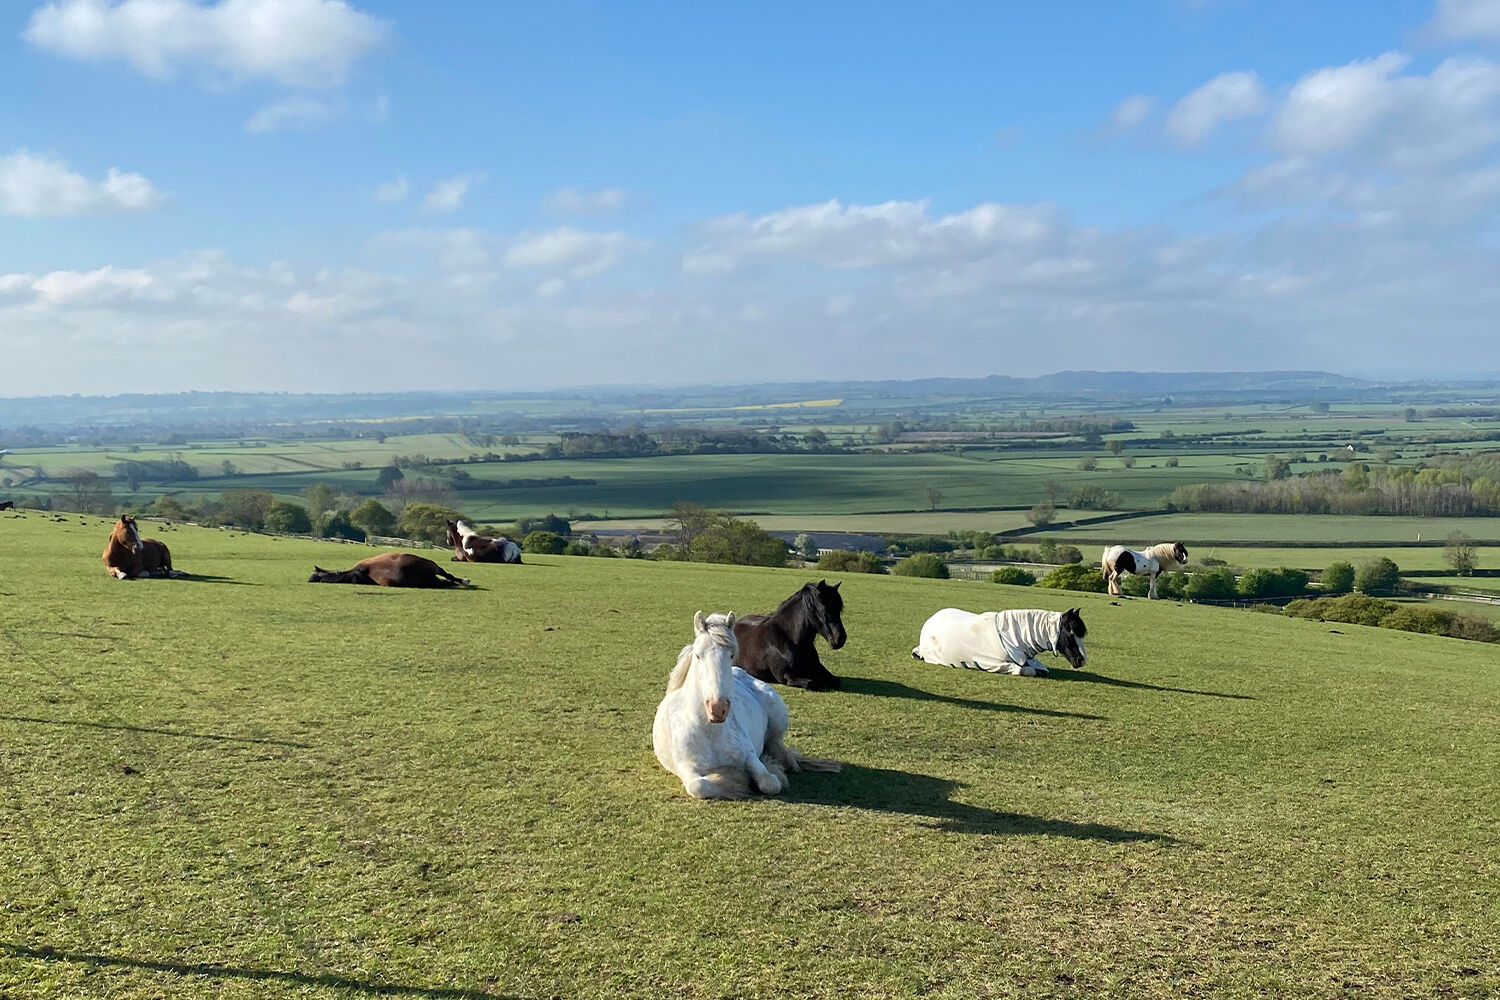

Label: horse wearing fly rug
[733,580,846,691]
[1101,542,1188,599]
[653,611,840,799]
[445,520,522,564]
[308,552,470,588]
[912,607,1087,677]
[102,515,180,580]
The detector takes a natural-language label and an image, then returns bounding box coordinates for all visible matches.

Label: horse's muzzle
[705,698,730,724]
[828,628,847,650]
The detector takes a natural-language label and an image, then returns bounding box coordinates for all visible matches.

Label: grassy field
[1048,513,1500,544]
[1198,547,1489,572]
[3,512,1499,998]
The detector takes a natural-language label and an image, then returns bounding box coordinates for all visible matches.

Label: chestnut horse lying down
[102,515,181,579]
[308,552,470,588]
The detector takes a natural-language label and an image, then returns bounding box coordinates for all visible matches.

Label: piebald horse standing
[445,520,522,564]
[102,515,180,579]
[1101,542,1189,599]
[653,611,840,799]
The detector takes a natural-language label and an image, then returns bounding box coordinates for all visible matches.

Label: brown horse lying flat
[103,515,180,580]
[308,552,470,588]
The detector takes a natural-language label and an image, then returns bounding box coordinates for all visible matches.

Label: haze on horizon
[4,0,1500,396]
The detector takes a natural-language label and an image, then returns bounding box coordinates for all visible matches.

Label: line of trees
[1167,455,1500,517]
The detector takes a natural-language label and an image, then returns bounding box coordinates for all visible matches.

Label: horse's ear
[832,581,841,589]
[693,610,707,634]
[726,611,736,629]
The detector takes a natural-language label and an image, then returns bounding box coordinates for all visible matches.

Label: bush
[818,549,887,574]
[396,502,464,544]
[892,553,949,579]
[1039,563,1107,592]
[1036,539,1083,564]
[1320,561,1355,594]
[1120,571,1187,599]
[562,540,592,556]
[517,513,571,537]
[1025,503,1054,528]
[218,488,274,530]
[989,566,1036,586]
[523,530,567,555]
[1238,567,1308,599]
[689,518,787,567]
[318,511,366,541]
[263,499,311,534]
[1355,557,1401,595]
[1378,606,1455,636]
[1284,594,1397,627]
[1184,567,1239,600]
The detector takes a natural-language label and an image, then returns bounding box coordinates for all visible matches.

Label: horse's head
[308,566,334,583]
[445,521,461,546]
[114,516,142,553]
[1173,542,1189,566]
[1057,608,1088,669]
[692,610,738,724]
[811,579,846,649]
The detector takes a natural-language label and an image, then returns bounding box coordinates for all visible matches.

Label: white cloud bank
[0,150,162,216]
[23,0,388,88]
[1166,71,1267,145]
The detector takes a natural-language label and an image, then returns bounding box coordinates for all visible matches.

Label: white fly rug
[912,608,1069,676]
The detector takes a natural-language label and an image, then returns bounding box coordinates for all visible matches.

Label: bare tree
[67,470,113,514]
[925,487,943,511]
[1026,502,1054,528]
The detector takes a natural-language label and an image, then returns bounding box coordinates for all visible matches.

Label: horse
[653,611,840,799]
[1101,542,1189,599]
[911,607,1087,677]
[445,520,522,564]
[0,501,13,511]
[308,552,470,588]
[733,580,846,691]
[102,515,179,580]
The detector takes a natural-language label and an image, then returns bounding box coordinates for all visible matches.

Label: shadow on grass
[173,574,256,586]
[840,676,1106,720]
[788,763,1172,842]
[0,716,310,748]
[0,945,523,999]
[1046,669,1254,700]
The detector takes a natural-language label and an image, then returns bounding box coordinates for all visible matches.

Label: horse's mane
[1142,542,1183,567]
[773,584,815,617]
[667,615,737,691]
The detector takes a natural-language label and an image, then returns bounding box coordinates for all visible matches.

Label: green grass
[1200,547,1478,571]
[2,512,1499,998]
[1048,513,1500,544]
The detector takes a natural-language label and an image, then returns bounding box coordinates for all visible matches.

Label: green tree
[1184,567,1239,600]
[319,511,366,541]
[891,553,948,579]
[690,518,787,567]
[523,531,567,554]
[303,482,339,519]
[1026,502,1054,528]
[794,533,819,560]
[1238,567,1308,598]
[1105,439,1125,456]
[1265,455,1291,480]
[817,549,886,574]
[263,500,311,534]
[1445,532,1477,576]
[219,489,274,530]
[349,498,396,537]
[669,501,715,552]
[1355,557,1402,596]
[376,465,404,489]
[1321,561,1355,595]
[1038,563,1106,592]
[397,502,464,543]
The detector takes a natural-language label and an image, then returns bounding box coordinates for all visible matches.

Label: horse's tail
[693,767,752,799]
[770,742,841,774]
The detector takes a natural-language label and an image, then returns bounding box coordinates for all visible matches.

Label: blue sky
[3,0,1499,393]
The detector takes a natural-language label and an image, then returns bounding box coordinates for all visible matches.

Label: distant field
[1197,547,1483,572]
[578,511,1038,536]
[1405,575,1500,593]
[1048,513,1500,544]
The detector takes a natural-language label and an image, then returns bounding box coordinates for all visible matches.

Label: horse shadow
[0,716,310,748]
[839,676,1106,721]
[173,574,256,586]
[1045,670,1254,700]
[0,944,522,999]
[786,763,1171,842]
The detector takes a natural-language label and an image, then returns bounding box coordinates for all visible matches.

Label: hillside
[2,512,1498,998]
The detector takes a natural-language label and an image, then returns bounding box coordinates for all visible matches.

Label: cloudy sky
[4,0,1500,394]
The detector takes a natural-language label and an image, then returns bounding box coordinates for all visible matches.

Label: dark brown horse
[733,580,846,691]
[445,520,522,563]
[308,552,470,588]
[0,501,14,511]
[102,515,178,579]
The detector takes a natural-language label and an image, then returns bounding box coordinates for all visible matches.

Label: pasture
[2,513,1499,998]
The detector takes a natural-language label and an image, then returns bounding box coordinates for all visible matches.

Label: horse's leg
[1148,571,1159,600]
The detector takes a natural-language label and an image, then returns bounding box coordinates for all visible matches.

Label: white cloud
[1273,53,1500,168]
[503,227,633,277]
[374,174,409,203]
[31,265,155,305]
[1108,94,1154,133]
[423,174,482,213]
[1426,0,1500,42]
[23,0,388,88]
[1166,71,1267,145]
[0,150,162,216]
[543,187,626,213]
[244,95,341,132]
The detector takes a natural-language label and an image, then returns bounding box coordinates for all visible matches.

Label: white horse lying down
[653,611,840,799]
[1101,542,1188,599]
[911,607,1088,676]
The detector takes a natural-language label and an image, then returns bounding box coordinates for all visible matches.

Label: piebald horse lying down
[308,552,470,588]
[912,607,1087,677]
[1101,542,1188,599]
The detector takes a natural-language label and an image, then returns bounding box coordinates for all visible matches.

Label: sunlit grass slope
[1,512,1497,999]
